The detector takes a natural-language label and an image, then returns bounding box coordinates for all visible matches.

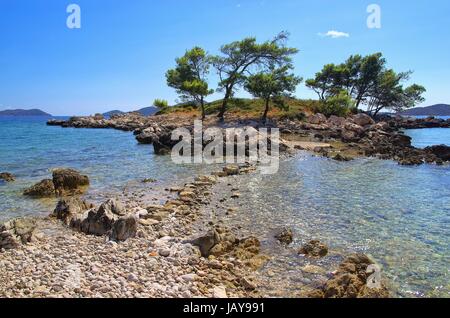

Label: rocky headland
[47,112,450,166]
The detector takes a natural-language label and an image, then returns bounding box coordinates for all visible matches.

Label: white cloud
[319,30,350,38]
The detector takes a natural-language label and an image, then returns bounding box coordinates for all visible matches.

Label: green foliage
[166,47,213,119]
[316,91,356,117]
[212,31,299,119]
[366,70,426,115]
[244,65,302,122]
[153,99,169,109]
[306,52,426,116]
[279,110,307,121]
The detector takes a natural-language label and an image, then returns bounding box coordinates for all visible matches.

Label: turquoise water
[0,116,213,222]
[1,116,449,297]
[405,128,450,148]
[227,155,450,298]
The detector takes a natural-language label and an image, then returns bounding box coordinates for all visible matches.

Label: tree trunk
[373,107,383,118]
[262,98,270,124]
[217,88,231,122]
[200,96,205,120]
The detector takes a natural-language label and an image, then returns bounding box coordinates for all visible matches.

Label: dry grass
[157,97,321,121]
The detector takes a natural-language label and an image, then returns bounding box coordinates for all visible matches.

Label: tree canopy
[244,65,302,123]
[306,53,425,116]
[212,32,299,120]
[153,99,169,109]
[166,47,213,119]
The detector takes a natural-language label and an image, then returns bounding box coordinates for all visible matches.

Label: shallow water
[220,154,449,297]
[0,116,214,222]
[1,116,449,297]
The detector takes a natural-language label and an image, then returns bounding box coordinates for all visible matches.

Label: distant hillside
[102,107,158,117]
[136,106,158,116]
[401,104,450,116]
[103,110,124,117]
[0,109,52,116]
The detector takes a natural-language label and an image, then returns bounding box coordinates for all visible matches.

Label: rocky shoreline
[0,167,267,298]
[47,113,450,166]
[1,163,390,298]
[2,111,447,298]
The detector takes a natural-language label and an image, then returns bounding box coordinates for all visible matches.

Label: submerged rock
[0,218,37,250]
[274,227,293,245]
[332,153,353,162]
[298,240,329,258]
[23,179,55,197]
[310,254,390,298]
[0,172,15,182]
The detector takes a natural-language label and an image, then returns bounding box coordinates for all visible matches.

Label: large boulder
[0,218,37,250]
[344,122,365,135]
[190,229,221,257]
[52,168,89,196]
[308,113,327,125]
[110,216,138,242]
[328,116,346,127]
[136,127,158,144]
[78,200,121,236]
[0,172,15,182]
[52,197,93,225]
[23,179,55,197]
[352,113,375,127]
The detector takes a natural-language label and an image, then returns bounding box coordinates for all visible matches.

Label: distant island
[103,106,158,117]
[401,104,450,116]
[102,110,125,117]
[0,109,52,116]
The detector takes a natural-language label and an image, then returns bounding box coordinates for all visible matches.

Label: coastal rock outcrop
[0,172,15,182]
[54,198,137,242]
[385,116,450,129]
[298,240,329,258]
[52,168,90,196]
[309,254,390,298]
[190,227,266,269]
[424,145,450,161]
[23,169,89,198]
[308,113,327,125]
[352,113,375,127]
[23,179,55,197]
[0,218,37,250]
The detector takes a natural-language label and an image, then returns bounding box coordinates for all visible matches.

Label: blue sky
[0,0,449,115]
